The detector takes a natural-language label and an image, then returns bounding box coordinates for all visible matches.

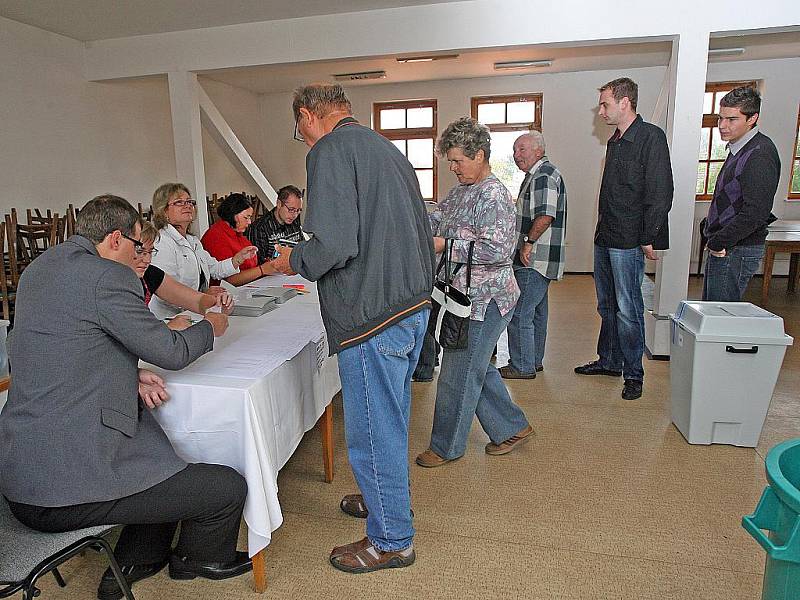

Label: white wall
[258,66,667,272]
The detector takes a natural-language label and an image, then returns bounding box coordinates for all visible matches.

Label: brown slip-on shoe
[340,493,369,519]
[415,448,457,468]
[499,365,536,379]
[330,537,415,574]
[485,425,534,455]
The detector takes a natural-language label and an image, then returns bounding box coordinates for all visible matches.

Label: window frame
[789,104,800,201]
[373,99,438,201]
[470,93,543,133]
[696,80,758,201]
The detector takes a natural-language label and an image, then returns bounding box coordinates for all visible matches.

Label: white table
[145,275,340,592]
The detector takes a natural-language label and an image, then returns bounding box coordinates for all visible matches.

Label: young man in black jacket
[703,86,780,302]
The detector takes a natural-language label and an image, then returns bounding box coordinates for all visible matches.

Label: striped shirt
[246,208,303,261]
[515,157,567,280]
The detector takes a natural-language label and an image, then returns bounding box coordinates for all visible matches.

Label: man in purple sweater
[703,86,781,301]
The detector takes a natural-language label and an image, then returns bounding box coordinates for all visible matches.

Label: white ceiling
[0,0,463,41]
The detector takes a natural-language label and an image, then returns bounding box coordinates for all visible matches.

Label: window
[471,94,543,197]
[696,81,758,200]
[789,105,800,200]
[373,100,437,200]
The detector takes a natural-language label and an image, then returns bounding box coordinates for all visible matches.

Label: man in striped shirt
[246,185,304,270]
[500,131,567,380]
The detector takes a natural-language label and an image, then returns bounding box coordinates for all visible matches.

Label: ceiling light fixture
[396,54,460,63]
[333,70,387,81]
[494,59,553,70]
[708,47,746,57]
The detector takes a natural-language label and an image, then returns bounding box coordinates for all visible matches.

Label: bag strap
[438,239,475,294]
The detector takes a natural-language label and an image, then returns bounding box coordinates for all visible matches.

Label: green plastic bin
[743,438,800,599]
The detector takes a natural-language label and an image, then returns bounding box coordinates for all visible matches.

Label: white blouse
[149,224,239,319]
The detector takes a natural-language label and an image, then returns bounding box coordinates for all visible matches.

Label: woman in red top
[201,193,269,286]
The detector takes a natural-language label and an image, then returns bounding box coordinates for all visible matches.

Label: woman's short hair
[437,117,492,161]
[75,194,142,244]
[152,183,191,231]
[217,193,253,229]
[139,221,160,245]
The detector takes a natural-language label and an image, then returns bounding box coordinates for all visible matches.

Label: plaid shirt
[515,157,567,280]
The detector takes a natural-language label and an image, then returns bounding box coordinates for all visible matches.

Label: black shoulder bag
[427,239,474,350]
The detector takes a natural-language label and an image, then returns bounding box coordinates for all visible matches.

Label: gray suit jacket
[0,236,214,507]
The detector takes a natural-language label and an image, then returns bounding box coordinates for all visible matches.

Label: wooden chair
[206,194,221,225]
[65,204,78,238]
[137,203,153,222]
[4,211,23,289]
[0,222,16,321]
[14,219,59,269]
[25,210,65,244]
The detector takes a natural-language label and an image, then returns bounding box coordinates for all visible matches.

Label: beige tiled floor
[26,275,800,599]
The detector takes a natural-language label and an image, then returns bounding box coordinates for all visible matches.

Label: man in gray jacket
[273,83,434,573]
[0,195,251,600]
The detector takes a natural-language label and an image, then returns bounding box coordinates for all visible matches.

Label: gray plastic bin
[670,302,793,447]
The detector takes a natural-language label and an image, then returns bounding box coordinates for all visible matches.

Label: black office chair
[0,494,135,599]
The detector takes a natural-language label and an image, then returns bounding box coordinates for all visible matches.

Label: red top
[201,220,259,272]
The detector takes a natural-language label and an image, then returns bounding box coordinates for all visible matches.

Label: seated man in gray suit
[0,195,252,600]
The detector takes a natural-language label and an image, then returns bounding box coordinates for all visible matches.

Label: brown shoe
[485,425,534,455]
[415,448,457,468]
[499,365,536,379]
[329,537,415,573]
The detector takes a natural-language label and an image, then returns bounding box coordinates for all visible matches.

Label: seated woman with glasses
[201,193,268,286]
[246,185,305,273]
[134,222,234,329]
[150,183,257,319]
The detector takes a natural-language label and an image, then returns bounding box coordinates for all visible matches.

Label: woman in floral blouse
[416,117,533,468]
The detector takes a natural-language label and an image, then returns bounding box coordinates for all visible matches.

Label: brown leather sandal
[339,494,369,519]
[329,537,415,573]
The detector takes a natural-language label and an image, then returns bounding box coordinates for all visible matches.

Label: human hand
[519,243,533,267]
[272,245,296,275]
[233,245,258,267]
[166,315,193,331]
[641,244,659,261]
[138,368,168,409]
[709,248,727,258]
[204,311,229,337]
[206,286,235,315]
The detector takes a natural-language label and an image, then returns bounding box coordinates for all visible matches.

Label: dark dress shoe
[574,360,622,377]
[168,551,253,581]
[97,559,167,600]
[622,379,643,400]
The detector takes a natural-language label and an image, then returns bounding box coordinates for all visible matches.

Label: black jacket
[595,115,674,250]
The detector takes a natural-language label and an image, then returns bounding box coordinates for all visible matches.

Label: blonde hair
[152,183,192,232]
[139,221,159,245]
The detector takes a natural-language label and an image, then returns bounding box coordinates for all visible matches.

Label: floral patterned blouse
[429,173,519,321]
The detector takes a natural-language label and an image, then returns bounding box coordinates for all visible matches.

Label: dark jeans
[593,244,645,382]
[413,332,439,380]
[7,463,247,565]
[702,244,764,302]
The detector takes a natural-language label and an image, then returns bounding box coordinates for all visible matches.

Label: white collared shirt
[149,224,238,319]
[727,126,759,156]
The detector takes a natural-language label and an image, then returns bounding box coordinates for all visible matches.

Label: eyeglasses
[120,233,158,256]
[169,199,197,207]
[280,200,303,215]
[293,117,305,143]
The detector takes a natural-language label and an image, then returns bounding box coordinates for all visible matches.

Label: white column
[645,31,709,357]
[167,71,209,231]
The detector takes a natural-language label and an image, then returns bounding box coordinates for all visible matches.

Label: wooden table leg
[788,253,799,293]
[252,549,267,593]
[320,403,334,483]
[761,245,776,306]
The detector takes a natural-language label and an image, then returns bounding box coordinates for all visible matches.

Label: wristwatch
[522,235,534,245]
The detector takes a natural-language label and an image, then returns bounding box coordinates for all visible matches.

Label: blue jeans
[430,300,530,460]
[507,267,551,374]
[702,244,764,302]
[593,245,645,382]
[337,309,429,551]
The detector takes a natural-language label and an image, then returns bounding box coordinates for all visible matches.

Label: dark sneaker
[574,360,622,377]
[330,537,415,573]
[535,365,544,373]
[499,365,536,379]
[97,560,167,600]
[622,380,643,400]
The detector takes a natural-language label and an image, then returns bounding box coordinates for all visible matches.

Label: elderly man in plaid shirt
[500,131,567,380]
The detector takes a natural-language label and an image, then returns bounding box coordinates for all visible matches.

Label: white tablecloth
[146,275,341,557]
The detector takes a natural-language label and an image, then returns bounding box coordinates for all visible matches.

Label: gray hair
[292,83,352,120]
[516,130,546,153]
[437,117,492,160]
[75,194,142,244]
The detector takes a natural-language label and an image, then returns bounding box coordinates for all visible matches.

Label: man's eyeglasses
[121,233,158,256]
[169,199,197,207]
[293,117,305,143]
[279,200,302,215]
